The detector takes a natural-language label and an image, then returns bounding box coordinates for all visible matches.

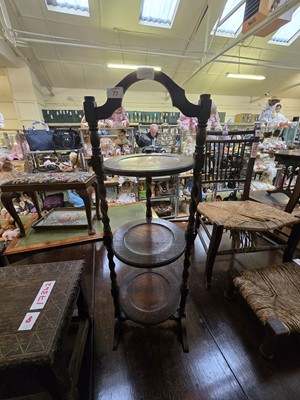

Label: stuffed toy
[113,129,131,155]
[105,107,130,128]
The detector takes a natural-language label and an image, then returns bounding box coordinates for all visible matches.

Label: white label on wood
[30,281,56,310]
[18,312,40,331]
[107,87,124,99]
[137,68,155,80]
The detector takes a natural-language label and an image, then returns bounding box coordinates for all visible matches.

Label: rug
[3,202,148,255]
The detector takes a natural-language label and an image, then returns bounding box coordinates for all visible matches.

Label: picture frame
[31,208,95,230]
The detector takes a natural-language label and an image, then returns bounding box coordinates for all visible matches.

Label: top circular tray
[103,153,194,177]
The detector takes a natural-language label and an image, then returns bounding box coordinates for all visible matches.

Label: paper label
[30,281,56,310]
[107,87,124,99]
[18,312,40,331]
[137,68,155,80]
[293,258,300,266]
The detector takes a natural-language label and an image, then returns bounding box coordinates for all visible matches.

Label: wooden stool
[0,260,91,399]
[0,172,101,236]
[226,261,300,359]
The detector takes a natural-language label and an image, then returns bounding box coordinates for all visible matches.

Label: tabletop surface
[0,260,84,368]
[103,153,194,177]
[275,149,300,157]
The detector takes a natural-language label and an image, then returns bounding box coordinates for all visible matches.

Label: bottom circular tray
[119,269,180,325]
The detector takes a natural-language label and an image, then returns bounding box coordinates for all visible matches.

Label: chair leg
[224,268,241,299]
[283,221,300,262]
[205,221,224,290]
[259,318,290,360]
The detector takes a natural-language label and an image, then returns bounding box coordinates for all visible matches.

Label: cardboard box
[242,0,273,33]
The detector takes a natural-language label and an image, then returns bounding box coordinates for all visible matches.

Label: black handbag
[52,128,82,150]
[24,121,54,151]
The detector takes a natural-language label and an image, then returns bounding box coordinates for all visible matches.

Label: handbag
[24,121,54,151]
[52,128,82,150]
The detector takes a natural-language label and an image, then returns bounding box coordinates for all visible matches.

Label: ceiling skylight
[269,6,300,46]
[139,0,180,29]
[45,0,89,17]
[211,0,245,38]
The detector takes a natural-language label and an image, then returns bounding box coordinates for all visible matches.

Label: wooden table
[267,149,300,213]
[0,172,101,236]
[0,260,90,399]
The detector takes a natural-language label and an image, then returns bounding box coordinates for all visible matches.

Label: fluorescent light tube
[226,73,266,80]
[107,64,161,71]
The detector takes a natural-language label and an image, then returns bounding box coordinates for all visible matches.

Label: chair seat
[233,262,300,334]
[197,200,298,231]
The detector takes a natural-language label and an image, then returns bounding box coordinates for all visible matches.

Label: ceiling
[1,0,300,99]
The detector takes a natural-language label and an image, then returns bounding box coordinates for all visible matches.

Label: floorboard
[4,234,300,400]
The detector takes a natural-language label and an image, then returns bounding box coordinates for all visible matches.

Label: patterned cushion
[2,172,95,185]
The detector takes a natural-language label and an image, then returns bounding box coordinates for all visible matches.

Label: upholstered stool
[226,261,300,359]
[0,172,100,236]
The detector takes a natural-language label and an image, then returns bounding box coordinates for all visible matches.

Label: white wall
[1,67,300,127]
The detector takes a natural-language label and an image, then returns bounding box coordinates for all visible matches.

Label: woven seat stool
[226,261,300,359]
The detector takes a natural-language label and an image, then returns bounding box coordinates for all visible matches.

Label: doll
[2,226,20,241]
[0,208,14,237]
[113,129,131,155]
[105,107,130,128]
[182,135,195,157]
[177,113,198,133]
[100,137,115,157]
[7,134,29,161]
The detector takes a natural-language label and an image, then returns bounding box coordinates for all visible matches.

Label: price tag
[107,87,124,99]
[18,312,40,331]
[137,68,155,80]
[30,281,56,310]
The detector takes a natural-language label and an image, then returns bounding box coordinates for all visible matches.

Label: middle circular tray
[113,218,186,268]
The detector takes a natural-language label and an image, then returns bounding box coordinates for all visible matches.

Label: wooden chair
[196,131,300,289]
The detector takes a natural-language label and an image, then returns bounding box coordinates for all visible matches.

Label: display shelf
[17,130,88,173]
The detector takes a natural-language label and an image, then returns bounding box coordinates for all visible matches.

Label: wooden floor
[5,230,300,400]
